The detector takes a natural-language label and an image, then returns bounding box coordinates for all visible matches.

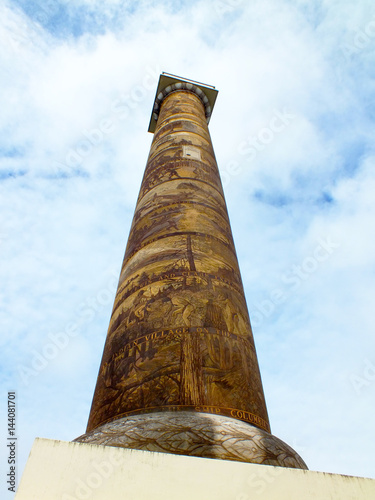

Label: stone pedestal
[15,438,375,500]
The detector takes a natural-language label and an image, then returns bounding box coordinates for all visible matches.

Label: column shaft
[86,90,270,433]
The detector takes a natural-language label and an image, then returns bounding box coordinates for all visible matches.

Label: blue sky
[1,0,375,494]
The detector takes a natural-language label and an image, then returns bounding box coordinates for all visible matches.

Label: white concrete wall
[15,438,375,500]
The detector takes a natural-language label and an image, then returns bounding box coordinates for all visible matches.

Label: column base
[75,411,307,469]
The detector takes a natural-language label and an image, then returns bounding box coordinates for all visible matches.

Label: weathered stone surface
[16,439,374,500]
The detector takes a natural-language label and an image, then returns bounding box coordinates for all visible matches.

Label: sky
[1,0,375,495]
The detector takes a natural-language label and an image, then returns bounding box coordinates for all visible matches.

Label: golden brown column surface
[76,74,307,469]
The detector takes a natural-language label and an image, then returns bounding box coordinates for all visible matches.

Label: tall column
[76,74,307,469]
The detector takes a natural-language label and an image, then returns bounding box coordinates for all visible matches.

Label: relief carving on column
[76,412,308,469]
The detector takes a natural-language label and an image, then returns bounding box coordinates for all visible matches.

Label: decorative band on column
[152,82,212,124]
[88,405,271,433]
